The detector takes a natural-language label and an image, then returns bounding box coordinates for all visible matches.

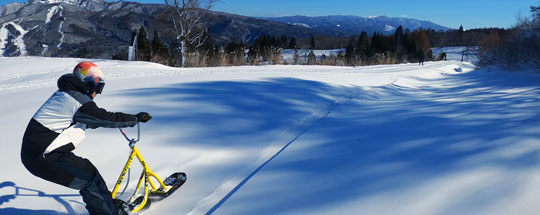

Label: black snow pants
[21,141,119,215]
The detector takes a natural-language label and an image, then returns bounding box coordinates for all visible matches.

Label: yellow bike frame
[111,124,170,213]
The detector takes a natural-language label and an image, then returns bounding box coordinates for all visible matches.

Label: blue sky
[2,0,538,29]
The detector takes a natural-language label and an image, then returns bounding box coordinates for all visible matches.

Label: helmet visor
[95,82,105,94]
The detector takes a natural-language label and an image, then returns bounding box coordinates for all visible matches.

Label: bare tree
[164,0,218,67]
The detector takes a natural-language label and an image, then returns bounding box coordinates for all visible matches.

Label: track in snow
[187,88,365,215]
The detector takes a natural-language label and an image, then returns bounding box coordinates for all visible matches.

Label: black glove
[136,112,152,123]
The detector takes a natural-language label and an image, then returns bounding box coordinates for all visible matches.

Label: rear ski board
[150,172,187,200]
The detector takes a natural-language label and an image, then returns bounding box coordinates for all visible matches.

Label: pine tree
[393,26,405,59]
[310,36,316,50]
[279,35,288,48]
[270,37,277,48]
[370,32,382,54]
[355,31,369,60]
[151,29,169,60]
[345,37,355,65]
[394,25,404,48]
[288,37,297,49]
[137,27,151,61]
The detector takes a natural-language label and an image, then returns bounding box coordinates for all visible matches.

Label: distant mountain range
[0,0,450,58]
[260,15,449,36]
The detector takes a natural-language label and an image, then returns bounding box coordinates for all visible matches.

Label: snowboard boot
[113,198,130,215]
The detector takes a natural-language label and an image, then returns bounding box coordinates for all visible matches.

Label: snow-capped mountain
[0,0,321,58]
[0,0,164,58]
[32,0,105,6]
[0,1,450,58]
[260,15,449,36]
[31,0,108,11]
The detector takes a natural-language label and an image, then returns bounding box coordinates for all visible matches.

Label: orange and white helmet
[73,61,105,94]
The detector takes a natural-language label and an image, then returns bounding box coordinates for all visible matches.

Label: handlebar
[119,123,140,148]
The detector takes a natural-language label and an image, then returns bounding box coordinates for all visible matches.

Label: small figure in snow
[21,62,152,215]
[419,52,425,66]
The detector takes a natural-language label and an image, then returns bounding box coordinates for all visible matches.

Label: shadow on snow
[114,70,540,214]
[0,181,83,215]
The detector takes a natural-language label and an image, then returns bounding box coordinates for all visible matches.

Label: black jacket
[22,74,138,158]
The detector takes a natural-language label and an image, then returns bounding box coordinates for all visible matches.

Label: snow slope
[0,22,28,57]
[0,57,539,215]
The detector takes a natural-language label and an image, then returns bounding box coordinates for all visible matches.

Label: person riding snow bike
[21,61,152,215]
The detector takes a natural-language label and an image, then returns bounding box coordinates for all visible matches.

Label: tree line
[123,0,538,70]
[477,1,540,70]
[118,22,519,68]
[120,25,438,67]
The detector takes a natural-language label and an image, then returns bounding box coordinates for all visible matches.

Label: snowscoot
[111,123,186,213]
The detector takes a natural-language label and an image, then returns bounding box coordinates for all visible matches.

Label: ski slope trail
[0,57,458,94]
[189,87,366,215]
[185,61,475,215]
[1,57,540,215]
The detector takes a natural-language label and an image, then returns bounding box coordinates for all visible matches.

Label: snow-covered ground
[432,46,479,64]
[1,57,539,215]
[284,47,479,65]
